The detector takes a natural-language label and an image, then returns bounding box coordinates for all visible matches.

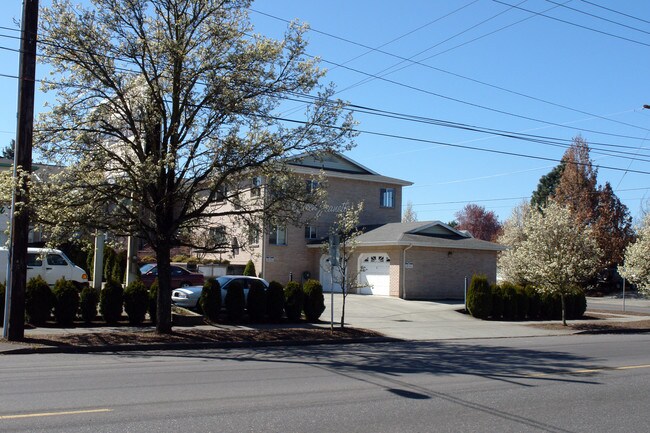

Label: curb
[1,336,400,355]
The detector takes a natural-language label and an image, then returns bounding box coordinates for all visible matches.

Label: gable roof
[355,221,505,251]
[288,151,413,186]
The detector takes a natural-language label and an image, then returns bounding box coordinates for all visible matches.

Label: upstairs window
[305,225,318,239]
[306,179,319,194]
[248,226,260,246]
[380,188,395,208]
[269,225,287,245]
[250,176,262,197]
[209,226,227,248]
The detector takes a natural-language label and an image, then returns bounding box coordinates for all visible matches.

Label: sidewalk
[2,295,648,354]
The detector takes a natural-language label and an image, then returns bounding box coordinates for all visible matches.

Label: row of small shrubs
[467,275,587,321]
[198,278,325,324]
[23,276,151,326]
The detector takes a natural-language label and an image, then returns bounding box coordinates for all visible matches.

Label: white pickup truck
[0,247,89,287]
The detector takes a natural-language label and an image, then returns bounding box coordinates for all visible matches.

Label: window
[250,176,262,197]
[209,226,227,247]
[248,226,260,246]
[305,225,318,239]
[306,179,319,194]
[380,188,395,208]
[47,254,68,266]
[216,184,228,202]
[269,225,287,245]
[27,253,42,267]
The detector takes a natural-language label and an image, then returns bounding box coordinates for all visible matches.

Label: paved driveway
[324,294,568,340]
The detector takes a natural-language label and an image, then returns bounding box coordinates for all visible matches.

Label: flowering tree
[620,215,650,294]
[506,200,600,325]
[402,200,418,223]
[323,201,364,328]
[455,203,502,241]
[33,0,355,333]
[497,201,531,285]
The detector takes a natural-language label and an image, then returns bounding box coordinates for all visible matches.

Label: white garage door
[359,253,390,296]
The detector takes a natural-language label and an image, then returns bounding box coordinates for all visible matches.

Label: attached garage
[358,253,391,296]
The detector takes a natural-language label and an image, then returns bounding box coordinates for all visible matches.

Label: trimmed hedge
[243,260,256,277]
[124,280,149,325]
[470,278,587,321]
[302,279,325,322]
[284,281,304,322]
[79,286,99,323]
[25,275,53,325]
[225,281,245,322]
[199,278,221,322]
[52,278,80,327]
[266,281,285,322]
[247,282,267,322]
[466,275,492,319]
[100,279,124,324]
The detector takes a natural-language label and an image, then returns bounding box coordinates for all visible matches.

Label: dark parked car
[139,264,205,289]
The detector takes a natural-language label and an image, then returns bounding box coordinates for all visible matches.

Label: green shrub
[490,284,503,320]
[266,281,285,322]
[112,250,127,284]
[539,292,561,320]
[199,278,221,322]
[246,282,266,322]
[466,274,492,319]
[124,280,149,325]
[284,281,304,322]
[79,286,99,323]
[302,279,325,322]
[243,260,256,277]
[52,278,80,327]
[0,281,5,323]
[225,281,245,322]
[500,282,518,320]
[513,286,529,320]
[25,275,53,325]
[525,285,541,319]
[566,289,587,319]
[103,246,116,282]
[100,279,124,324]
[171,254,191,263]
[148,279,159,323]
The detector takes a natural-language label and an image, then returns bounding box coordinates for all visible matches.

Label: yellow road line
[0,408,112,420]
[527,364,650,378]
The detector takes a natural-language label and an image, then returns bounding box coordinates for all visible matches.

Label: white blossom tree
[620,214,650,294]
[33,0,355,333]
[506,200,600,325]
[323,201,364,328]
[497,201,530,285]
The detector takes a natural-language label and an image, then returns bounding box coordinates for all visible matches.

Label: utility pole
[4,0,39,341]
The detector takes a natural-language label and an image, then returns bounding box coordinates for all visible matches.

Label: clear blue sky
[2,0,650,225]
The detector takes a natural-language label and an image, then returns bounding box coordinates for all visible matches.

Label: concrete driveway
[324,294,570,340]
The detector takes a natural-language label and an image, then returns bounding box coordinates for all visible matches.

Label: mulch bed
[22,327,384,348]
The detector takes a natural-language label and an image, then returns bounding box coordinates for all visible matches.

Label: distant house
[202,152,503,300]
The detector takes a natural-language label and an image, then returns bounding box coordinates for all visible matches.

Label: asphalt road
[1,334,649,432]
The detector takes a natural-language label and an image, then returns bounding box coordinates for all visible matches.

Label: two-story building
[208,152,502,300]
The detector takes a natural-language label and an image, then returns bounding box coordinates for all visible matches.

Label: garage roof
[355,221,506,251]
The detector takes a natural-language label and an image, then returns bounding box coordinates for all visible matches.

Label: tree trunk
[340,266,347,328]
[155,243,173,334]
[561,293,567,326]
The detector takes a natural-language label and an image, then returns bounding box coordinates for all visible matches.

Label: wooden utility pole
[4,0,39,341]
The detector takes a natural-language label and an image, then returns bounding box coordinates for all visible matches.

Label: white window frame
[380,188,395,208]
[269,225,287,246]
[305,225,318,239]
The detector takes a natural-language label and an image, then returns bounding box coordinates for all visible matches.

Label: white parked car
[0,247,89,287]
[171,275,269,309]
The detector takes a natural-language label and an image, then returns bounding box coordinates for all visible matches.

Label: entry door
[359,253,390,296]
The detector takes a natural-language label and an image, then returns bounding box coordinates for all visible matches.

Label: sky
[1,0,650,225]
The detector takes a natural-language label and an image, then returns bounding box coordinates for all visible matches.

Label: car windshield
[216,276,234,287]
[140,263,156,274]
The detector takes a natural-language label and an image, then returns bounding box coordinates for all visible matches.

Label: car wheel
[180,281,191,288]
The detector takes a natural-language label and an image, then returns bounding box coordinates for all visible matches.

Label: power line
[493,0,650,48]
[578,0,650,27]
[544,0,650,36]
